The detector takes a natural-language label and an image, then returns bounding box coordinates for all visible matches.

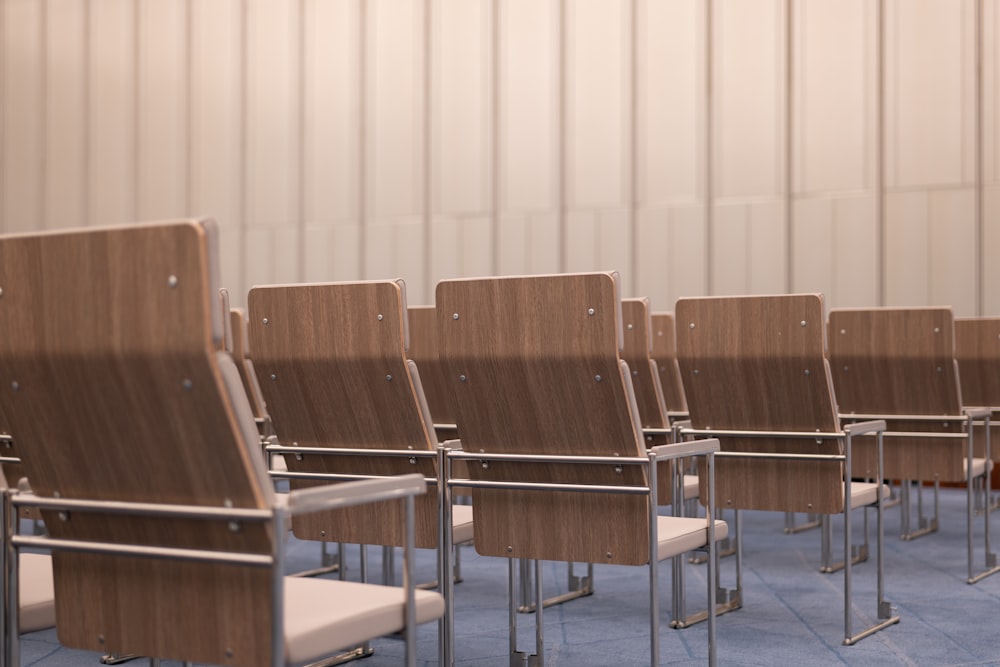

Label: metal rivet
[627,323,633,330]
[223,498,233,508]
[843,365,849,372]
[58,511,69,522]
[98,635,105,645]
[52,491,60,498]
[0,287,4,298]
[270,373,277,381]
[693,369,700,375]
[452,313,460,320]
[167,275,178,288]
[481,461,490,470]
[506,546,513,553]
[594,375,602,382]
[605,552,613,559]
[807,503,813,510]
[228,521,240,533]
[936,367,943,373]
[377,313,384,321]
[689,323,695,329]
[726,499,732,505]
[262,318,269,325]
[934,327,941,333]
[10,381,18,392]
[320,530,326,537]
[614,465,623,474]
[409,457,416,465]
[295,453,304,461]
[800,321,807,327]
[182,379,193,391]
[225,649,234,658]
[459,374,467,382]
[840,329,846,335]
[588,308,595,316]
[385,374,393,382]
[804,369,810,376]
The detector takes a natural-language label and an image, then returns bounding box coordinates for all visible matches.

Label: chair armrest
[964,407,992,420]
[285,473,427,517]
[648,438,720,461]
[441,439,463,451]
[842,420,886,437]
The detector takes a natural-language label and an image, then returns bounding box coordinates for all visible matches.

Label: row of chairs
[0,218,996,665]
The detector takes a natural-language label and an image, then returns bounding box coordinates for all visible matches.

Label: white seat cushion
[19,553,55,633]
[965,457,991,478]
[284,576,444,664]
[656,516,728,562]
[682,474,699,501]
[847,482,891,510]
[452,504,474,544]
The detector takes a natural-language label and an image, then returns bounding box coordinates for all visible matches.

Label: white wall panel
[429,216,492,288]
[712,204,750,295]
[831,196,879,307]
[888,0,970,188]
[497,212,560,275]
[884,191,930,305]
[791,198,835,295]
[88,0,136,226]
[136,0,187,219]
[433,0,489,216]
[985,185,1000,314]
[44,0,88,229]
[715,0,782,198]
[796,0,872,194]
[928,189,976,315]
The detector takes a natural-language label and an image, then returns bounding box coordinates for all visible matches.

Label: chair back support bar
[675,294,845,513]
[828,307,966,481]
[436,273,652,565]
[247,281,440,548]
[0,220,277,666]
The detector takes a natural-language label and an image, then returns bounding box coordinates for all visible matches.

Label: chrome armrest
[285,473,427,517]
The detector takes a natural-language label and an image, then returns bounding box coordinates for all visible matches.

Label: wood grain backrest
[230,307,268,420]
[407,305,459,426]
[650,312,688,414]
[436,273,651,565]
[828,307,962,416]
[954,317,1000,408]
[247,281,439,548]
[621,298,669,431]
[675,294,844,513]
[0,220,276,666]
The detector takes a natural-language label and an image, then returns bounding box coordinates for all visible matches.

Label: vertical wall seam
[39,0,48,229]
[423,0,432,301]
[358,0,366,279]
[785,0,793,294]
[705,0,714,294]
[976,0,984,315]
[877,0,885,306]
[297,0,306,282]
[239,0,249,297]
[132,0,140,221]
[491,0,499,275]
[629,0,637,297]
[558,0,566,274]
[184,0,193,216]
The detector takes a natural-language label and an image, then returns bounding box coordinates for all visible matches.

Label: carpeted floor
[16,486,1000,666]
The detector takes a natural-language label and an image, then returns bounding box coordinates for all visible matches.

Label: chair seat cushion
[966,457,991,479]
[284,576,444,664]
[682,474,699,501]
[20,552,55,633]
[847,482,891,510]
[656,516,728,561]
[452,504,474,544]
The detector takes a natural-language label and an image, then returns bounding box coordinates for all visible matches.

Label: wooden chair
[675,293,898,645]
[828,307,999,583]
[246,282,474,594]
[436,272,728,666]
[0,220,444,667]
[954,317,1000,468]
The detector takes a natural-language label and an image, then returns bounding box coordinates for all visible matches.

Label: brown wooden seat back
[230,307,268,421]
[650,312,689,416]
[247,281,440,548]
[828,307,966,481]
[675,294,845,514]
[955,317,1000,462]
[436,273,651,565]
[0,220,277,666]
[408,305,460,432]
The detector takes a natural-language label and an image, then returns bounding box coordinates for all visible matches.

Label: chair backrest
[621,299,669,431]
[650,312,689,415]
[954,317,1000,409]
[247,281,440,548]
[675,294,845,513]
[407,305,459,427]
[827,307,966,481]
[436,272,652,565]
[0,220,277,666]
[230,307,268,420]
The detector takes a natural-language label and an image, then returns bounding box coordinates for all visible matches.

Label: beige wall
[3,0,998,315]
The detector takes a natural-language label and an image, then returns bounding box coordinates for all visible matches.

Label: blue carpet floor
[16,486,1000,666]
